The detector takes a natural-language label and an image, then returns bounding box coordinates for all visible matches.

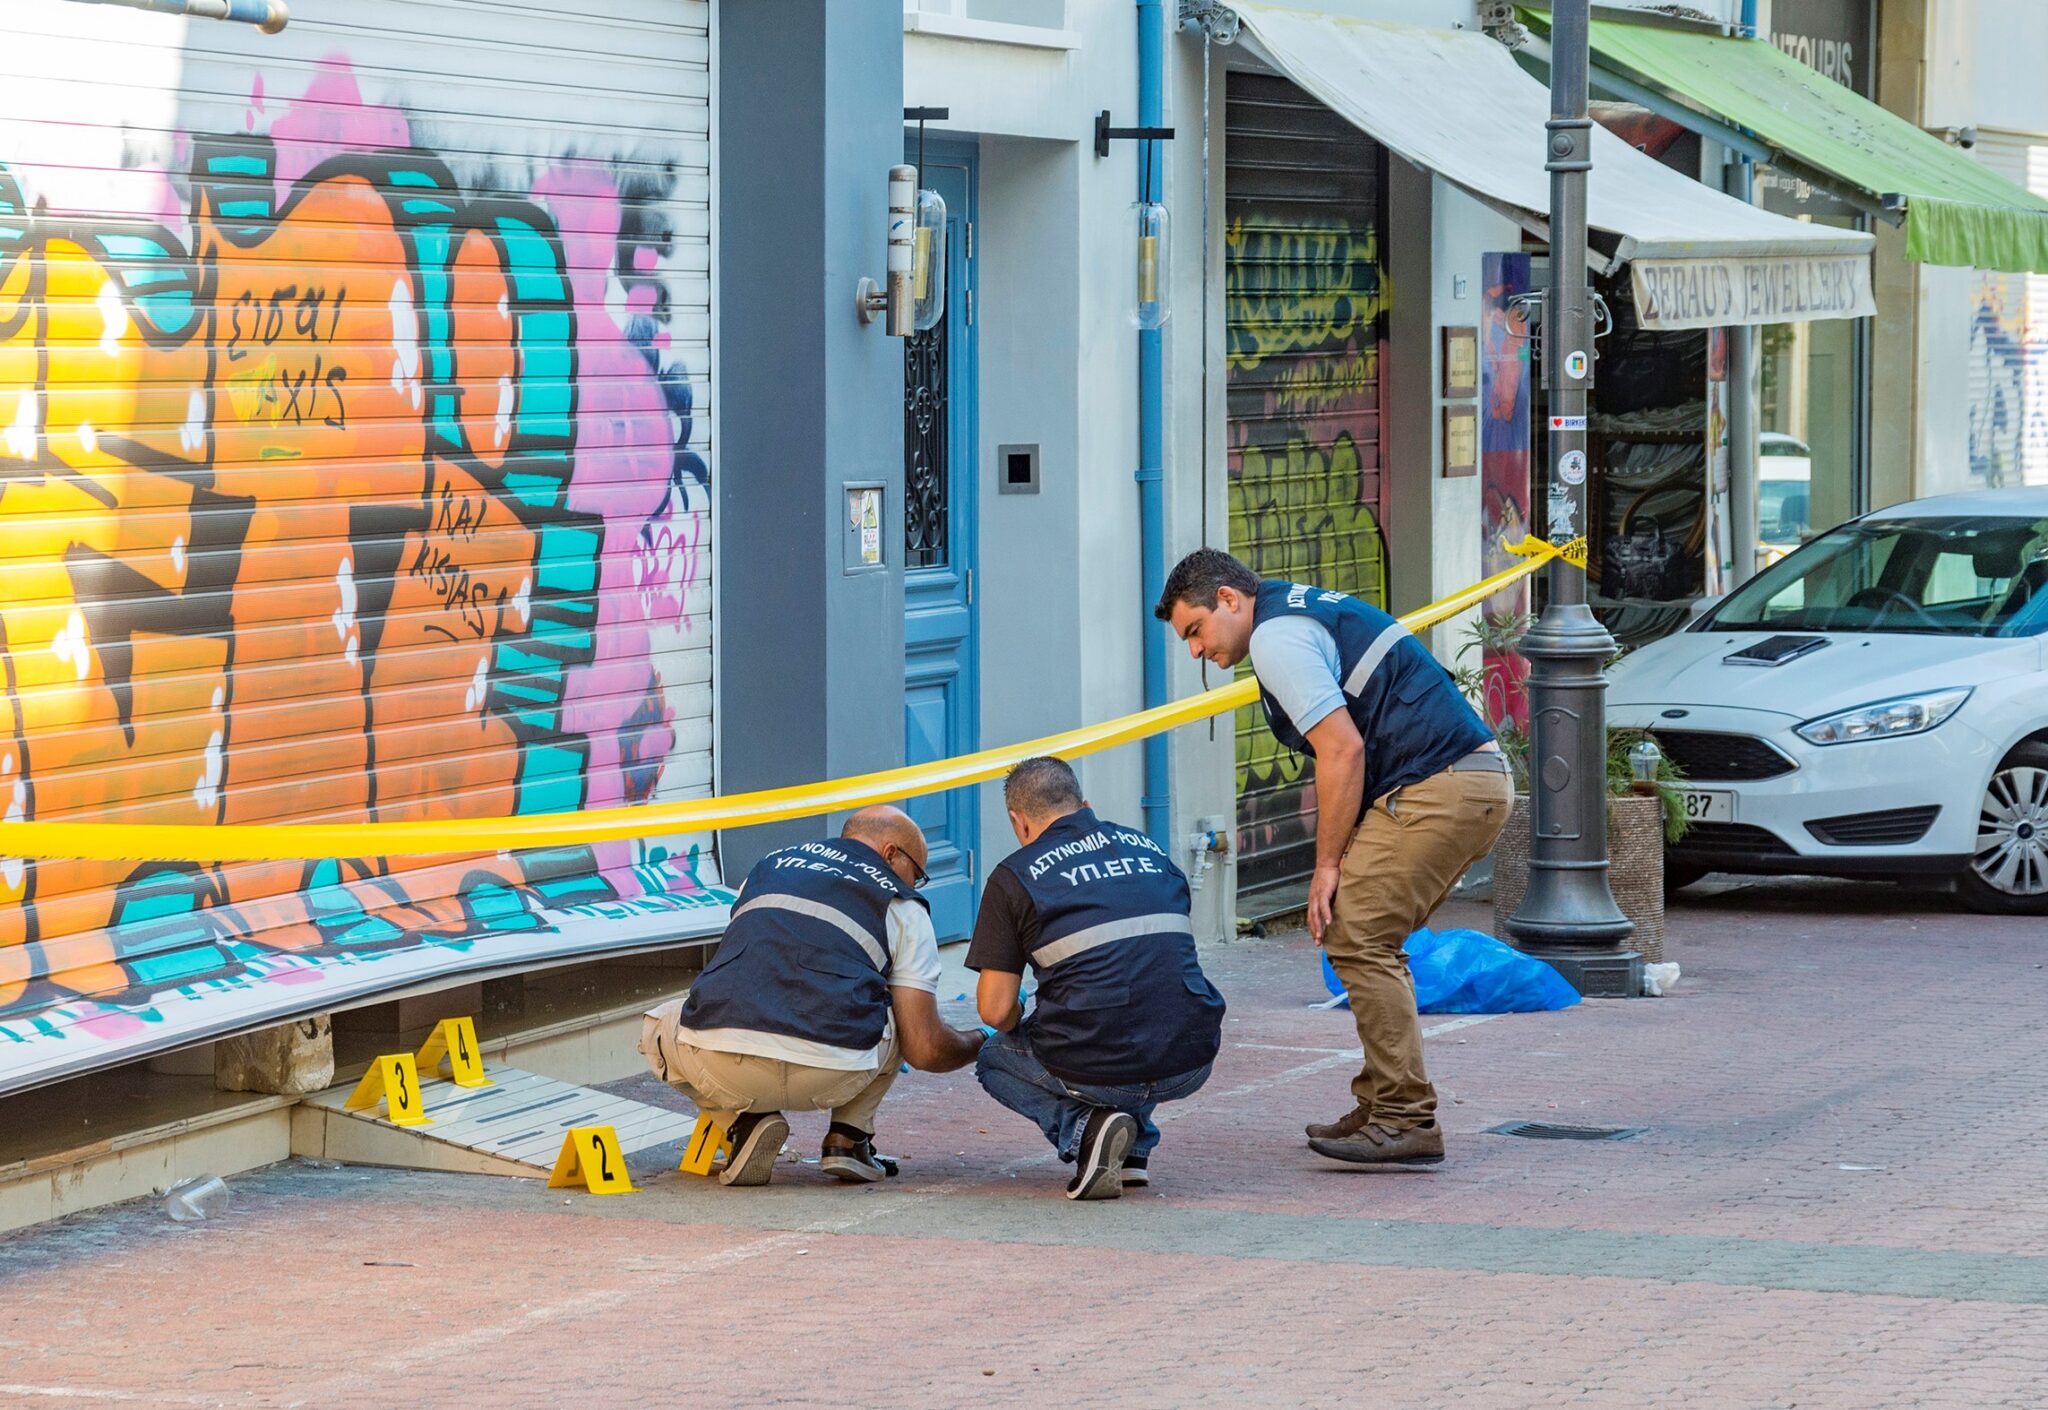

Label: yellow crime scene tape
[0,538,1581,862]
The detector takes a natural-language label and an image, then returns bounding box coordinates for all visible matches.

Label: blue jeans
[975,1025,1212,1162]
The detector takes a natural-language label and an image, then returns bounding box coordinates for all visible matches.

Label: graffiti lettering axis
[0,64,713,1032]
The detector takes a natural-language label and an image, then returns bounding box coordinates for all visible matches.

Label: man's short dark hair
[1154,548,1259,621]
[1004,756,1084,820]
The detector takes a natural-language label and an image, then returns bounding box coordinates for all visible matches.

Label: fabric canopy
[1230,3,1874,328]
[1568,14,2048,274]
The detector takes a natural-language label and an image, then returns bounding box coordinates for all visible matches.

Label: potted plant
[1452,615,1690,964]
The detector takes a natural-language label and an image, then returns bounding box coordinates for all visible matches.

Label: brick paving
[1,875,2045,1408]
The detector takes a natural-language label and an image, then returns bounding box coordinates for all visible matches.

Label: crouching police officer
[640,806,984,1186]
[970,757,1226,1200]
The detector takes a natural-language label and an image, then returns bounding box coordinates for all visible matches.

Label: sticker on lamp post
[1564,349,1589,380]
[1547,488,1579,540]
[1558,450,1588,487]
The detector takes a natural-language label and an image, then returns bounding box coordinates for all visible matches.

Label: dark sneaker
[1309,1121,1445,1167]
[820,1123,891,1183]
[1120,1155,1150,1188]
[1305,1103,1372,1143]
[1066,1110,1137,1201]
[716,1111,788,1187]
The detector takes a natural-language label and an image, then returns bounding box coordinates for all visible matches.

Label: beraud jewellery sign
[1630,253,1875,330]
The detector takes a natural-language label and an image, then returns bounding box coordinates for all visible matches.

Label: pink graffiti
[266,57,412,190]
[533,163,699,816]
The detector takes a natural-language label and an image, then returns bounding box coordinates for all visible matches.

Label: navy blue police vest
[1002,809,1224,1084]
[678,838,920,1053]
[1253,579,1493,814]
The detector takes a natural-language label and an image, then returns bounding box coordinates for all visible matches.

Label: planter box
[1492,793,1667,965]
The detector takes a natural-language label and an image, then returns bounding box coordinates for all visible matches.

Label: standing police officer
[1156,549,1510,1169]
[640,806,984,1186]
[970,757,1225,1200]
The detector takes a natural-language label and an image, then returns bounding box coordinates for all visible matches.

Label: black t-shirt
[964,866,1038,974]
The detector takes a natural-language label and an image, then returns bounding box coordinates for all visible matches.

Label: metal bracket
[1177,0,1240,43]
[1543,117,1593,174]
[1095,111,1176,160]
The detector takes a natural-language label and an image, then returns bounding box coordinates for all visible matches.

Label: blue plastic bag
[1320,928,1579,1014]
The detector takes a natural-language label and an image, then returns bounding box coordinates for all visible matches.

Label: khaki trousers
[663,1031,901,1137]
[1324,765,1513,1130]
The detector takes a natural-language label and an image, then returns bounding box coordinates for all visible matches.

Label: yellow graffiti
[1266,348,1378,421]
[1225,218,1385,371]
[1227,431,1387,798]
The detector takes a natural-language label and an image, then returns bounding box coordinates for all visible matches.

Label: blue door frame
[903,138,979,939]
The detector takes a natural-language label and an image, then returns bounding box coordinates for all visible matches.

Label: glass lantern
[911,187,947,333]
[1132,199,1169,329]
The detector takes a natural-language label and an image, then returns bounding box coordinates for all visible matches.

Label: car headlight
[1794,688,1973,746]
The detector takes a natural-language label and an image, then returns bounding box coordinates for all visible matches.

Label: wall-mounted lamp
[859,110,952,337]
[70,0,289,31]
[1133,198,1170,329]
[1095,111,1176,330]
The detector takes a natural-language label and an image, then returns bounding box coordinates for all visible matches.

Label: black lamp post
[1502,0,1643,999]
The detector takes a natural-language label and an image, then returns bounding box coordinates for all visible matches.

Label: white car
[1757,431,1813,569]
[1608,488,2048,915]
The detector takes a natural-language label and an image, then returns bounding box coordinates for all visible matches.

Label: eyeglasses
[888,845,930,889]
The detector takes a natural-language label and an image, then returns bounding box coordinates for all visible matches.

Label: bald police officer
[640,806,984,1186]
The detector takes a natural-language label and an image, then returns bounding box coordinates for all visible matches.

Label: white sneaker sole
[1067,1112,1136,1200]
[717,1113,788,1187]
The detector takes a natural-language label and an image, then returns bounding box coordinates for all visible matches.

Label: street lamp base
[1529,947,1645,999]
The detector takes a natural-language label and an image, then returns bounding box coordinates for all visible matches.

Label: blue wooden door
[903,141,979,939]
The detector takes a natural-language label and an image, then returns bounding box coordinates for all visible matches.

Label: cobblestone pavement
[1,876,2044,1408]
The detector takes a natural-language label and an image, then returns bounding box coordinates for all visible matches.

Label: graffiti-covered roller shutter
[1225,71,1390,913]
[0,0,725,1089]
[1968,133,2048,488]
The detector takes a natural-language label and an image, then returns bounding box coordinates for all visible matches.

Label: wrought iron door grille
[904,313,949,569]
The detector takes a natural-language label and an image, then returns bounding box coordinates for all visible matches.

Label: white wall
[909,10,1228,926]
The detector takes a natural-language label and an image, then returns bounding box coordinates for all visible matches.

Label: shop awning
[1228,3,1874,329]
[1556,12,2048,274]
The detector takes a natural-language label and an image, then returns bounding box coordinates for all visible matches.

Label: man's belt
[1448,749,1511,774]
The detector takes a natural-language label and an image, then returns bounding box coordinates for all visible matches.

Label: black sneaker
[716,1110,787,1187]
[820,1122,891,1183]
[1066,1110,1137,1201]
[1120,1155,1150,1188]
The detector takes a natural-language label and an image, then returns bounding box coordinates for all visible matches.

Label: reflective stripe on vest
[1000,808,1224,1083]
[1253,579,1494,808]
[1033,911,1195,968]
[676,836,917,1053]
[729,893,889,970]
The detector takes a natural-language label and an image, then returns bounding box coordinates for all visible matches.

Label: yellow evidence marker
[548,1124,637,1194]
[679,1112,731,1177]
[343,1053,432,1127]
[414,1016,492,1088]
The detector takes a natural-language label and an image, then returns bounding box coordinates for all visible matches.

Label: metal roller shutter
[0,0,721,1082]
[1968,132,2048,488]
[1224,70,1390,914]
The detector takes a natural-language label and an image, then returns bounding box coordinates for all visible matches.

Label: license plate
[1679,790,1733,824]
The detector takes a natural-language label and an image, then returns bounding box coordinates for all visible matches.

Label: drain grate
[1487,1121,1645,1142]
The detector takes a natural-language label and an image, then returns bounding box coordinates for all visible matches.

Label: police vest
[1253,579,1494,813]
[1003,809,1224,1083]
[678,838,918,1053]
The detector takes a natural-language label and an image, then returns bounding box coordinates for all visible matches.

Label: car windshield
[1707,514,2048,636]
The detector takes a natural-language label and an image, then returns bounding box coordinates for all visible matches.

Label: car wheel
[1664,860,1708,895]
[1958,742,2048,916]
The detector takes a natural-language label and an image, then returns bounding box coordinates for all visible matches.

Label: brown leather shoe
[1309,1121,1445,1166]
[1304,1103,1373,1142]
